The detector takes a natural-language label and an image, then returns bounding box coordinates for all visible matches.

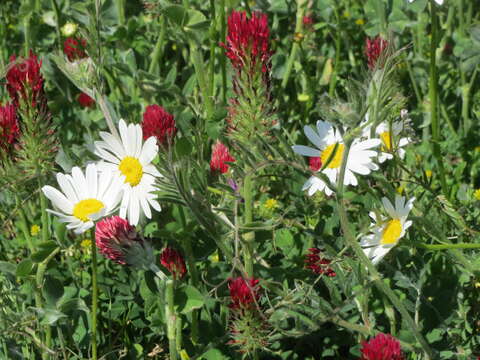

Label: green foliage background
[1,0,480,359]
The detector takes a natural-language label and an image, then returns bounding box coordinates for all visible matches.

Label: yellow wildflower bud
[264,199,279,210]
[425,170,432,178]
[355,19,365,25]
[298,94,310,102]
[80,239,92,249]
[396,185,405,195]
[474,282,480,288]
[30,225,41,236]
[474,189,480,201]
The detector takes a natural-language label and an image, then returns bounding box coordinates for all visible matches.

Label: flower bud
[210,141,235,174]
[160,247,187,280]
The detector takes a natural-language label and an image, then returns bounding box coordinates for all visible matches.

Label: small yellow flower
[425,170,432,178]
[80,239,92,249]
[61,22,78,37]
[474,189,480,201]
[427,296,433,302]
[264,199,279,210]
[474,282,480,289]
[342,10,350,18]
[396,185,405,195]
[172,44,177,51]
[211,252,219,263]
[355,19,365,26]
[30,225,41,236]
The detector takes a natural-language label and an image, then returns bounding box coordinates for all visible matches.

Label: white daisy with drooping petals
[94,119,162,226]
[363,120,411,163]
[292,121,381,196]
[42,164,124,234]
[360,195,415,265]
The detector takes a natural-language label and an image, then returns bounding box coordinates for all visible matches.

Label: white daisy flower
[407,0,443,4]
[94,119,162,226]
[42,164,124,234]
[292,121,381,196]
[360,195,415,265]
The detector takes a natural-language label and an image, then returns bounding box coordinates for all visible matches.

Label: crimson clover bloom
[95,216,142,265]
[309,157,322,172]
[63,37,88,61]
[360,333,404,360]
[160,247,187,280]
[228,277,261,310]
[78,92,95,108]
[142,105,177,147]
[0,104,19,152]
[305,248,336,277]
[365,36,389,70]
[6,51,46,108]
[221,10,272,73]
[210,141,235,174]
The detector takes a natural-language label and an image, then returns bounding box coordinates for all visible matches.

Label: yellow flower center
[380,131,392,151]
[119,156,143,187]
[321,143,345,169]
[73,199,105,222]
[381,219,402,245]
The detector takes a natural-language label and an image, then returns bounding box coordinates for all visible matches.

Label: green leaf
[16,259,34,277]
[43,276,64,306]
[164,5,187,27]
[40,308,67,325]
[0,261,16,275]
[31,242,59,263]
[175,285,205,314]
[175,137,193,157]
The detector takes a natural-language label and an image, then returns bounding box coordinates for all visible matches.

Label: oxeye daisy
[292,121,381,196]
[368,121,411,163]
[42,164,124,234]
[94,119,162,226]
[360,195,415,265]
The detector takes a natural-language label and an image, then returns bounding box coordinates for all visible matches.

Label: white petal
[128,188,140,225]
[135,124,143,158]
[140,136,158,165]
[94,142,121,164]
[119,187,130,219]
[140,196,152,219]
[304,125,324,149]
[56,173,78,203]
[85,164,98,198]
[99,131,125,158]
[119,119,132,156]
[382,197,397,219]
[42,186,73,214]
[71,167,88,200]
[292,145,321,157]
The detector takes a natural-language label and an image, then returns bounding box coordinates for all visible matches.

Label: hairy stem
[242,172,255,277]
[166,280,178,360]
[429,1,448,198]
[90,232,98,360]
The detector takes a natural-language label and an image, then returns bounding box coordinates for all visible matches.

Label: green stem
[336,140,434,358]
[329,12,341,97]
[115,0,125,25]
[429,1,448,199]
[281,0,307,89]
[177,207,199,344]
[220,0,227,103]
[90,232,98,360]
[417,243,480,250]
[50,0,62,52]
[166,280,178,360]
[209,0,217,100]
[243,172,255,277]
[189,41,214,120]
[16,202,34,252]
[148,16,166,75]
[24,16,31,56]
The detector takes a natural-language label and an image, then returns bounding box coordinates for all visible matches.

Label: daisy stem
[429,0,448,199]
[336,140,434,359]
[280,0,307,89]
[416,243,480,250]
[166,279,178,360]
[90,231,98,360]
[243,172,255,277]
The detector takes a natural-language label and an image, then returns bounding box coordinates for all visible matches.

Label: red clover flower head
[78,93,95,108]
[210,141,235,174]
[160,247,187,280]
[305,248,336,277]
[95,216,141,265]
[309,157,322,172]
[0,104,19,152]
[221,10,272,73]
[6,51,45,108]
[142,105,177,147]
[228,277,261,310]
[360,333,404,360]
[63,37,88,61]
[365,36,389,70]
